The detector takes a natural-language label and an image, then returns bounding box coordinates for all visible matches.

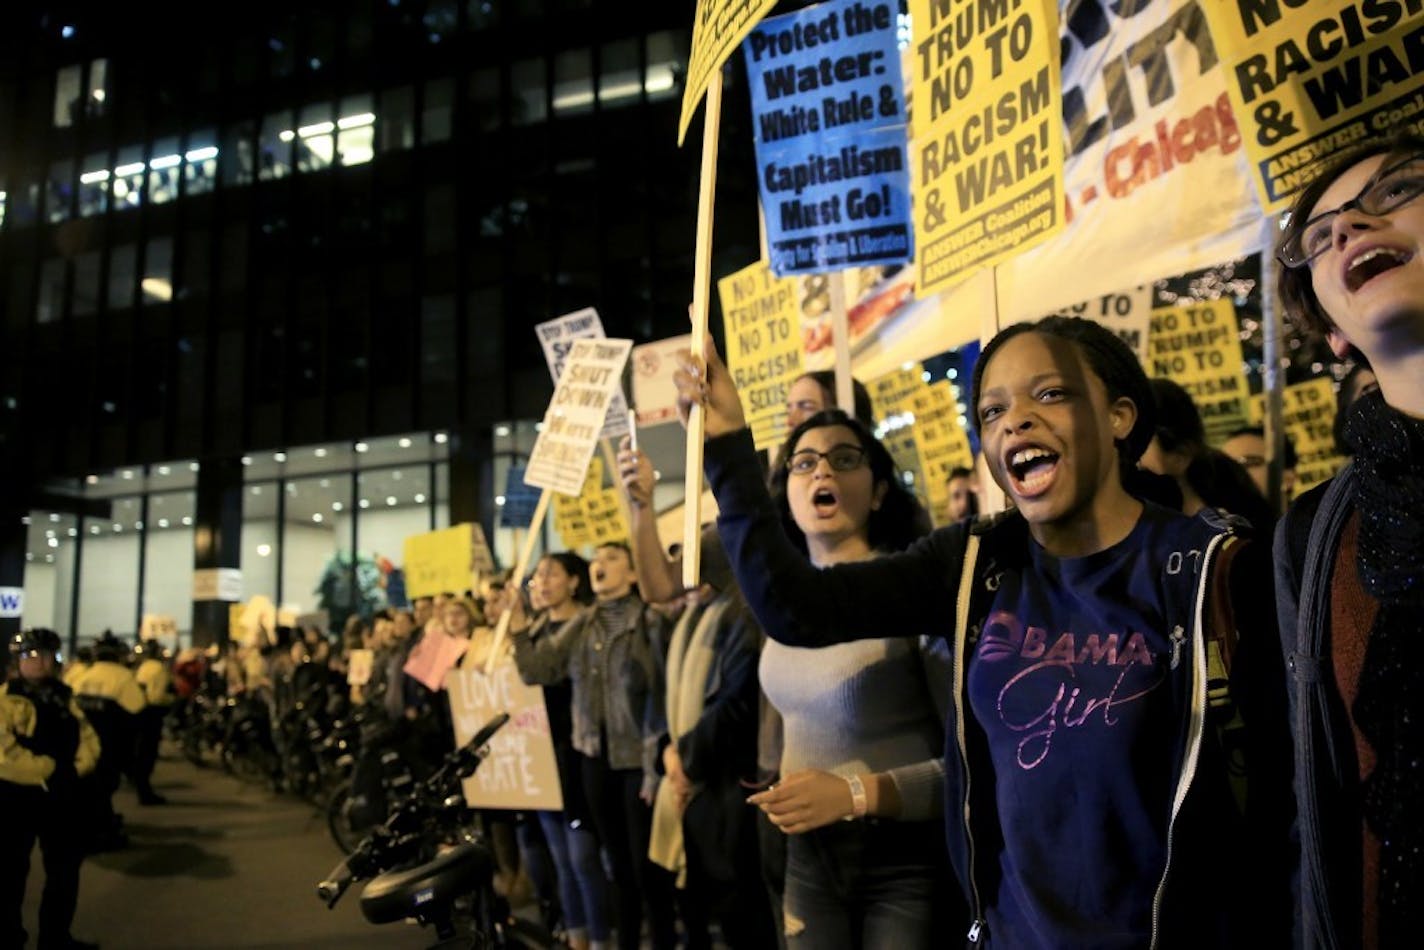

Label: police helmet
[11,627,63,658]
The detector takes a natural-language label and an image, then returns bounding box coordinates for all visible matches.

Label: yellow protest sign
[1202,0,1424,212]
[909,0,1065,293]
[680,0,781,145]
[553,457,603,550]
[404,524,477,600]
[1147,299,1251,444]
[868,364,925,420]
[1249,376,1346,492]
[718,261,806,452]
[909,382,974,524]
[584,488,631,546]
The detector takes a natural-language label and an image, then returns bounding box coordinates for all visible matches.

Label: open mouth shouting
[1005,444,1061,498]
[810,485,841,518]
[1343,244,1413,293]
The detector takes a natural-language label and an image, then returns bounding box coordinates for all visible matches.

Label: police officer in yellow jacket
[131,641,173,805]
[2,628,101,950]
[69,636,144,850]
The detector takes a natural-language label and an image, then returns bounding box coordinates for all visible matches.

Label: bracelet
[843,774,868,821]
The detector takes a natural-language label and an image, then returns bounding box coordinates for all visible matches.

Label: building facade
[0,0,764,645]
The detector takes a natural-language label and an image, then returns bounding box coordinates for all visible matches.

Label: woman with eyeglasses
[744,408,957,949]
[1274,132,1424,948]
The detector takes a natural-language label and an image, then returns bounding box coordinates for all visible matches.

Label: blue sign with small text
[500,466,542,529]
[744,0,911,275]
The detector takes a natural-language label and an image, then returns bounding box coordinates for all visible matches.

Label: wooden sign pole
[682,69,724,592]
[485,488,552,674]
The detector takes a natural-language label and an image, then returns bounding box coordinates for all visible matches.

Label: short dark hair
[1149,378,1206,456]
[1226,425,1298,469]
[947,466,973,482]
[769,409,930,555]
[971,316,1155,474]
[798,370,876,427]
[1277,132,1424,338]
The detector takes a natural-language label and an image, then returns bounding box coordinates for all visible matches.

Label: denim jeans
[534,809,612,941]
[782,816,956,950]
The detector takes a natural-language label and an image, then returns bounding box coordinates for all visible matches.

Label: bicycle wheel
[326,780,369,855]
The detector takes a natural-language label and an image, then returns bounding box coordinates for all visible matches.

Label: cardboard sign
[908,382,974,522]
[631,335,692,427]
[680,0,781,144]
[347,648,374,687]
[1147,299,1251,444]
[1202,0,1424,213]
[553,458,602,550]
[868,363,925,420]
[525,339,634,497]
[1249,376,1346,493]
[469,523,496,578]
[448,661,564,811]
[140,614,178,641]
[193,567,243,602]
[534,308,630,440]
[403,627,469,692]
[745,0,912,274]
[909,0,1065,293]
[405,524,479,600]
[718,261,806,451]
[1048,286,1154,367]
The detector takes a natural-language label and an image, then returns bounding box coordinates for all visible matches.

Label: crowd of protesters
[6,132,1423,950]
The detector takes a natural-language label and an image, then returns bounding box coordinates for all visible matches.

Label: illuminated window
[296,102,335,173]
[259,110,294,180]
[112,145,145,211]
[336,94,375,166]
[184,129,218,195]
[45,159,74,223]
[54,64,82,127]
[148,136,181,205]
[79,150,110,217]
[221,120,256,187]
[141,238,173,307]
[553,49,593,116]
[646,31,686,102]
[600,40,641,108]
[86,59,108,119]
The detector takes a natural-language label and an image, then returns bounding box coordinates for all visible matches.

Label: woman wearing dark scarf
[1274,132,1424,949]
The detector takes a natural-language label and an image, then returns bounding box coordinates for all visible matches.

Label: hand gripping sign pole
[682,70,724,593]
[485,488,551,675]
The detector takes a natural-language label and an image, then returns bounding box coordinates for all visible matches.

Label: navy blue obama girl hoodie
[704,428,1290,948]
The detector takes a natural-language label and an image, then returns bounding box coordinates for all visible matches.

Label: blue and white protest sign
[500,466,542,529]
[745,0,912,275]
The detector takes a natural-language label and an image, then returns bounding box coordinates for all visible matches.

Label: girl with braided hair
[674,315,1291,947]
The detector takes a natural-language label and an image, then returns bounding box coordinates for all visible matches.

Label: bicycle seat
[359,843,493,925]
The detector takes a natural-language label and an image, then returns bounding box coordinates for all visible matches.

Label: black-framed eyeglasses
[1278,152,1424,269]
[786,444,868,475]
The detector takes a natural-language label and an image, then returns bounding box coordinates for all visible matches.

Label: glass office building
[0,1,764,645]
